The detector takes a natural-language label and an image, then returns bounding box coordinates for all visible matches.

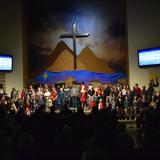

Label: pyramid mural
[47,49,85,71]
[26,0,128,80]
[78,47,113,73]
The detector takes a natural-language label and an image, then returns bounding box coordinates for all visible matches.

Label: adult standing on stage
[70,84,79,108]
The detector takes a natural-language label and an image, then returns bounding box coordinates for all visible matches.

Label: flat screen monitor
[138,47,160,67]
[0,55,13,72]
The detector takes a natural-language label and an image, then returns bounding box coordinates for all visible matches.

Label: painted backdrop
[26,0,128,79]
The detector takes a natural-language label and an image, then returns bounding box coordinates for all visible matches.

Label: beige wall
[127,0,160,89]
[0,0,23,94]
[1,0,160,94]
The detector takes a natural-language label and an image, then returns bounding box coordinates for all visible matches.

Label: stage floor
[54,107,91,114]
[54,107,138,122]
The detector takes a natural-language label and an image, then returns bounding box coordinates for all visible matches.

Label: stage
[54,107,138,123]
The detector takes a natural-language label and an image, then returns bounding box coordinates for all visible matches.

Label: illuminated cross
[60,23,90,70]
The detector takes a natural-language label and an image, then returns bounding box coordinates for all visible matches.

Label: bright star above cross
[43,72,48,80]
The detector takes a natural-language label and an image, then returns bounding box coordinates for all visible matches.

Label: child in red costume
[80,84,87,108]
[98,98,103,110]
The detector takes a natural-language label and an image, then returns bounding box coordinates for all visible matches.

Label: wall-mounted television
[0,55,13,72]
[138,47,160,67]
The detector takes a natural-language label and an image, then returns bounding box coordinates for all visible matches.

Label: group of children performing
[6,81,159,118]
